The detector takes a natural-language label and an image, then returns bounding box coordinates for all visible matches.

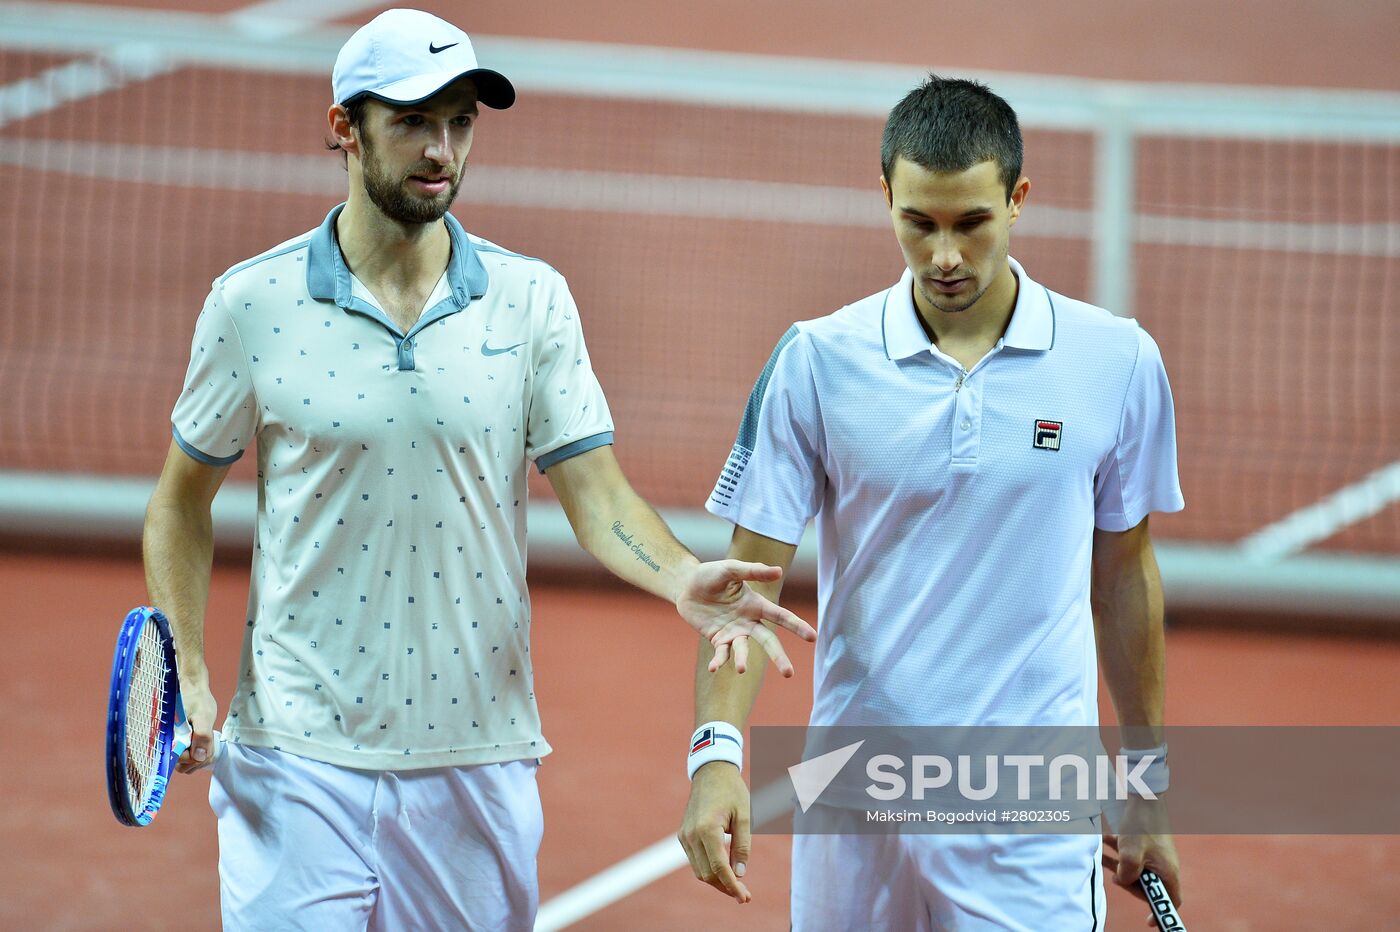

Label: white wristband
[1119,743,1169,795]
[687,721,743,780]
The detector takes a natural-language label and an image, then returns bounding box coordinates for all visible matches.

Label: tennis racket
[105,606,212,827]
[1139,868,1186,930]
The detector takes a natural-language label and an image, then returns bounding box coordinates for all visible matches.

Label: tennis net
[0,6,1396,591]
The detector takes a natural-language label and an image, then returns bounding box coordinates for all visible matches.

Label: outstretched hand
[675,560,815,676]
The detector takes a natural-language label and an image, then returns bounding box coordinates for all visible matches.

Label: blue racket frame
[105,606,182,827]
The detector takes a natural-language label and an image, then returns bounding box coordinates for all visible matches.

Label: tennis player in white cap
[143,9,814,929]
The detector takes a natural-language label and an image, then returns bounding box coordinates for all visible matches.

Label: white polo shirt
[172,204,613,769]
[708,257,1183,729]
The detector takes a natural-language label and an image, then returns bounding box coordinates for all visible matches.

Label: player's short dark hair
[880,75,1023,202]
[325,96,372,168]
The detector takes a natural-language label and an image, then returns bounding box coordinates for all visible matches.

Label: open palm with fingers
[675,560,815,676]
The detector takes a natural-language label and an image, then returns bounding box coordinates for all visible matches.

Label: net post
[1092,105,1136,317]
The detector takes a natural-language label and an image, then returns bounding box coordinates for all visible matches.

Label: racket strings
[124,622,169,809]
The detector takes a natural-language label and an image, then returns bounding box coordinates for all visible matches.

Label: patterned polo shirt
[171,204,613,768]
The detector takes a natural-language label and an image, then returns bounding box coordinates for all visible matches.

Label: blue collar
[305,203,489,308]
[883,255,1054,360]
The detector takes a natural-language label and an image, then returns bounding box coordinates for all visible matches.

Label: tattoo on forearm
[611,520,661,572]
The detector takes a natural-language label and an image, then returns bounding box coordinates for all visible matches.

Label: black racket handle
[1139,869,1185,930]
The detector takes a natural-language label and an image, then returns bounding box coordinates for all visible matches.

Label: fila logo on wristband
[687,722,743,780]
[690,728,720,753]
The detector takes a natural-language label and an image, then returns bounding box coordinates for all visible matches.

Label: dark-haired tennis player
[680,75,1185,929]
[142,9,812,929]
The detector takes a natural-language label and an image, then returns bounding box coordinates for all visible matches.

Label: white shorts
[209,742,544,931]
[790,816,1105,931]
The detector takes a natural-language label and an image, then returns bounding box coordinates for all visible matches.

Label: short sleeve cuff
[535,431,613,473]
[1094,489,1185,532]
[172,425,244,466]
[704,499,807,547]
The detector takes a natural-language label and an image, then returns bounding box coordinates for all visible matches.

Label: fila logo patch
[1033,419,1063,451]
[689,726,739,756]
[690,728,716,753]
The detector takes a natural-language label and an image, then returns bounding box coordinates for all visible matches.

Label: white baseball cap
[332,9,515,109]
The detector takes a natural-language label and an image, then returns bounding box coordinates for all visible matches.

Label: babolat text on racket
[105,606,207,827]
[1139,869,1185,930]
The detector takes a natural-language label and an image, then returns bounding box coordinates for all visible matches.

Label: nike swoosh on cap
[429,42,459,54]
[481,340,527,356]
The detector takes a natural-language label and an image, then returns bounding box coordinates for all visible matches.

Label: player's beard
[917,238,1009,314]
[359,135,464,225]
[918,277,990,314]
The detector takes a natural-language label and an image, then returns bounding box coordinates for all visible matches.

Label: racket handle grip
[1138,869,1185,930]
[172,720,223,762]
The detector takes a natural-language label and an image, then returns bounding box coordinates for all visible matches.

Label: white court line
[1238,459,1400,561]
[223,0,385,39]
[1135,213,1400,259]
[0,0,385,129]
[534,836,688,932]
[534,778,795,931]
[3,138,1400,256]
[0,38,173,127]
[5,3,1400,140]
[0,138,1023,231]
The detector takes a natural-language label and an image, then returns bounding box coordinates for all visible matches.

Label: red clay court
[1,0,1397,929]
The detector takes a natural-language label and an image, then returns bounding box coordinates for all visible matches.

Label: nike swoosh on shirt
[429,42,459,54]
[481,340,527,356]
